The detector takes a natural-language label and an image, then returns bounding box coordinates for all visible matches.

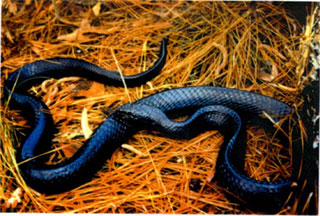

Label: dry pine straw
[0,0,316,214]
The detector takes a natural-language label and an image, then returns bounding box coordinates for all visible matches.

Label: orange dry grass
[0,0,316,214]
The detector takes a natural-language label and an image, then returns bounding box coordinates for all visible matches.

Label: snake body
[4,38,294,211]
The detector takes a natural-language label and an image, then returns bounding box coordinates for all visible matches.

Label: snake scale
[4,38,295,211]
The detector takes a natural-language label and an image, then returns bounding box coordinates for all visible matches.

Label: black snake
[4,38,295,211]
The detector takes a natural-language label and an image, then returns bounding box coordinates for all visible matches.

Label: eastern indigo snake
[4,38,295,211]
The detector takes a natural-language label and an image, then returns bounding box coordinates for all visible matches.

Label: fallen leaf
[3,0,17,15]
[81,107,93,139]
[92,1,101,16]
[56,18,91,42]
[24,0,32,5]
[258,63,278,82]
[76,82,106,98]
[56,13,119,42]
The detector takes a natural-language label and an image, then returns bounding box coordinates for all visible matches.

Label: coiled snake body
[4,38,294,211]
